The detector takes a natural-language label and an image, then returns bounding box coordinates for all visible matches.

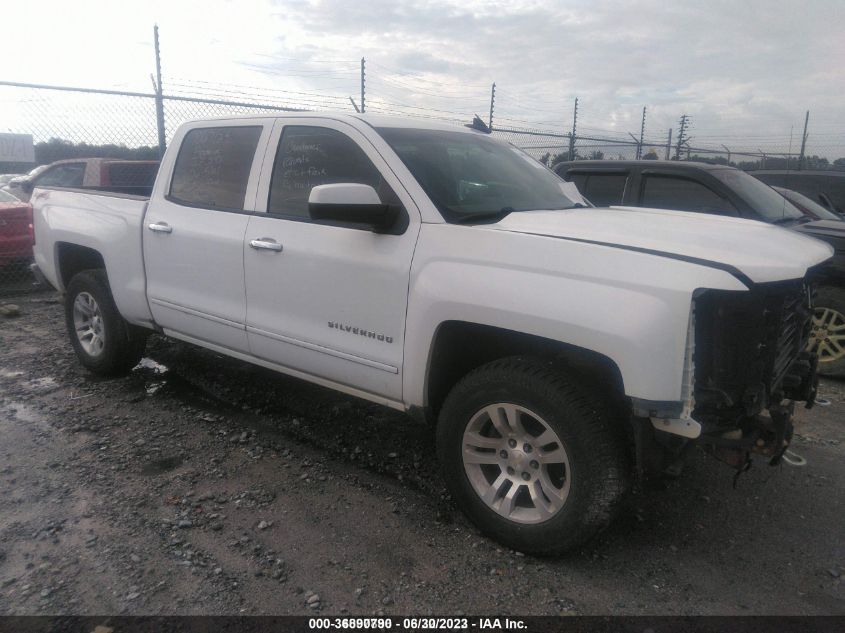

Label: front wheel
[436,357,630,555]
[64,269,146,376]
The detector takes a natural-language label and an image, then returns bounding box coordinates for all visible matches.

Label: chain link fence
[0,80,827,295]
[0,82,302,296]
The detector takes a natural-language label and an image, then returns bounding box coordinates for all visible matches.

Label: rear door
[243,118,421,402]
[143,120,272,352]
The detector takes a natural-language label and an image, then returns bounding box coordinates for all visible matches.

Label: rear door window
[169,126,262,210]
[641,175,738,215]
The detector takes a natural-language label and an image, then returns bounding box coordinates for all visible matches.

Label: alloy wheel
[462,403,571,525]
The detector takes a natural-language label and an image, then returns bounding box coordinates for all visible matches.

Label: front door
[144,121,270,352]
[244,119,420,401]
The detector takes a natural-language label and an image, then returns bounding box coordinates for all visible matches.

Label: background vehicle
[0,173,24,188]
[30,115,830,554]
[554,160,845,376]
[4,164,48,198]
[0,189,33,267]
[11,158,159,202]
[773,186,843,222]
[751,170,845,216]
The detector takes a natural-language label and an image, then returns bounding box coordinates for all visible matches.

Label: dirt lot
[0,293,843,616]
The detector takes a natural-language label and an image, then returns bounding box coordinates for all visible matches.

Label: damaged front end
[632,276,819,479]
[693,278,818,470]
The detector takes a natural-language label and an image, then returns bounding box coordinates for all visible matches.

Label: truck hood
[491,206,834,285]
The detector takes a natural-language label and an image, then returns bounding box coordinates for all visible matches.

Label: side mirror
[20,179,34,194]
[308,183,397,231]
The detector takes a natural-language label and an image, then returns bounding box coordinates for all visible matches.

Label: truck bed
[31,186,154,326]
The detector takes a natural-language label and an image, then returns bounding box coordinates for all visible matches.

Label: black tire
[436,357,630,555]
[64,269,147,376]
[813,285,845,377]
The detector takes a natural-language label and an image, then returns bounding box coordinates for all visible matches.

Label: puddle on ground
[0,368,25,379]
[132,358,173,397]
[134,358,169,375]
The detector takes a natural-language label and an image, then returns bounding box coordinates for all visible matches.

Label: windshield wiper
[454,207,515,224]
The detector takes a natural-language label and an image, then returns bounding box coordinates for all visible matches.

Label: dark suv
[553,160,845,376]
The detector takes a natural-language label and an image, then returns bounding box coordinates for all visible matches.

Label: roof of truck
[181,112,483,134]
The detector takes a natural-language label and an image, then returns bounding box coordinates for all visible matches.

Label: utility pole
[758,149,767,169]
[665,128,672,160]
[568,97,578,161]
[675,114,689,160]
[488,82,496,131]
[348,96,360,113]
[637,106,647,159]
[360,57,366,114]
[798,110,809,171]
[153,24,166,158]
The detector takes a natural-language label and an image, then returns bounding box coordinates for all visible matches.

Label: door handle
[249,238,283,252]
[147,222,173,234]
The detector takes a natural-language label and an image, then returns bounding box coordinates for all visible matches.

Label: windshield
[376,127,581,222]
[0,190,20,203]
[711,168,803,222]
[774,187,841,221]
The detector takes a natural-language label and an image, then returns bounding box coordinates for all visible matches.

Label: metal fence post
[360,58,366,114]
[153,25,166,159]
[798,110,809,171]
[488,82,496,131]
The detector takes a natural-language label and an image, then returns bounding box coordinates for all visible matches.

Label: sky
[2,0,844,158]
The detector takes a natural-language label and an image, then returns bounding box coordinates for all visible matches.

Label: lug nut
[523,443,533,453]
[506,466,515,476]
[530,460,539,469]
[521,472,531,481]
[508,439,517,448]
[499,450,508,459]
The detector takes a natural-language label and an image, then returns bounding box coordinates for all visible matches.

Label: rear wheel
[809,285,845,377]
[64,269,146,376]
[436,357,630,555]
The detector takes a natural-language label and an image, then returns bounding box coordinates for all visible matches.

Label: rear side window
[268,126,384,218]
[169,126,262,210]
[642,175,738,215]
[581,173,627,206]
[106,162,159,189]
[37,163,85,188]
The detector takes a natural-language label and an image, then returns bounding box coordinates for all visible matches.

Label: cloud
[3,0,843,157]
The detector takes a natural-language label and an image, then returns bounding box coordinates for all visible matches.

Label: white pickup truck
[31,114,832,554]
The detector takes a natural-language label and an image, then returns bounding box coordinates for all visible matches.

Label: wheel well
[425,321,626,417]
[56,243,105,289]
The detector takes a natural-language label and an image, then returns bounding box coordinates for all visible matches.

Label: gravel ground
[0,294,843,616]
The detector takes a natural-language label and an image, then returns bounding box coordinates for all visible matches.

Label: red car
[0,189,34,266]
